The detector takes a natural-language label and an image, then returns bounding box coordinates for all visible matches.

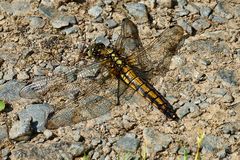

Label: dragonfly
[20,18,184,129]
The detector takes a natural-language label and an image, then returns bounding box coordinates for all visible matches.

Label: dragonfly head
[87,43,114,60]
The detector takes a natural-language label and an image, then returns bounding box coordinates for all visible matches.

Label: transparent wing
[115,18,185,77]
[115,18,152,71]
[19,62,117,129]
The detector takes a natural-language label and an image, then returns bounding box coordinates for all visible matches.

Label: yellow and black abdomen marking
[120,65,178,120]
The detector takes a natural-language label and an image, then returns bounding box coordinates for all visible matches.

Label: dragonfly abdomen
[120,65,178,120]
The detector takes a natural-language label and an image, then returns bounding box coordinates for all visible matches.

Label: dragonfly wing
[115,18,152,71]
[47,95,113,129]
[139,25,184,76]
[115,18,184,78]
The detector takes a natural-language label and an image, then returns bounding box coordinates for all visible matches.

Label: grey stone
[88,5,103,18]
[185,3,199,14]
[0,81,25,101]
[92,151,100,159]
[200,6,212,17]
[177,19,193,34]
[72,130,82,142]
[29,16,45,29]
[222,94,234,103]
[103,0,113,5]
[159,0,173,9]
[9,119,32,141]
[124,3,149,23]
[68,143,85,157]
[217,149,227,159]
[18,104,54,132]
[192,18,211,31]
[202,135,226,153]
[95,35,110,46]
[169,55,186,70]
[1,148,10,158]
[215,2,232,19]
[217,69,237,86]
[178,147,190,155]
[11,142,72,160]
[38,4,56,18]
[176,102,199,119]
[91,138,101,147]
[192,70,206,83]
[32,65,45,76]
[199,102,209,109]
[105,19,118,29]
[0,125,8,140]
[210,88,227,97]
[210,15,227,24]
[187,39,228,54]
[43,129,53,139]
[199,59,211,66]
[17,71,29,80]
[116,133,140,152]
[221,123,236,135]
[3,67,16,80]
[62,25,79,35]
[51,15,76,29]
[176,9,190,17]
[0,2,12,14]
[12,0,31,16]
[177,0,187,9]
[143,128,172,154]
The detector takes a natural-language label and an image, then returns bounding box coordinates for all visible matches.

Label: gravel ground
[0,0,240,160]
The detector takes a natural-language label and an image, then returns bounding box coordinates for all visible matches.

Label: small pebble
[88,5,103,18]
[43,129,53,139]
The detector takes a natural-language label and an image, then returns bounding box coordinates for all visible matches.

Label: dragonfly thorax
[88,43,114,61]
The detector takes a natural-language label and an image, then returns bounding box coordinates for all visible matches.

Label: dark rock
[0,81,25,102]
[192,18,211,31]
[124,3,149,23]
[116,133,140,152]
[18,104,54,132]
